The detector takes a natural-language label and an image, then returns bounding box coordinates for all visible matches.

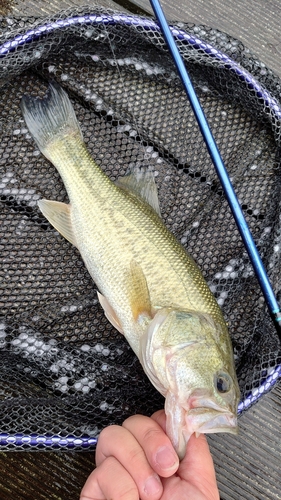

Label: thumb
[178,433,219,499]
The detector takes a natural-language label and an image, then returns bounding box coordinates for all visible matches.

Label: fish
[20,83,240,459]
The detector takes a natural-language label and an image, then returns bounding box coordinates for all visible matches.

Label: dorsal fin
[116,167,161,217]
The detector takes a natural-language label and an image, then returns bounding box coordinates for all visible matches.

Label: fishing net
[0,5,281,450]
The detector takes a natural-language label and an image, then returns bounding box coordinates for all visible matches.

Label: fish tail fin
[20,83,83,161]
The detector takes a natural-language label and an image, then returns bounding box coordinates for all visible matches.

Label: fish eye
[215,372,232,393]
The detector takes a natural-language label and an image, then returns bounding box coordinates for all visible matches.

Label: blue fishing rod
[148,0,281,338]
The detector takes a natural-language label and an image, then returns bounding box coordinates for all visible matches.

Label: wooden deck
[1,0,281,498]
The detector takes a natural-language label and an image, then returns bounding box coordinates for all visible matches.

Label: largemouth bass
[21,83,240,459]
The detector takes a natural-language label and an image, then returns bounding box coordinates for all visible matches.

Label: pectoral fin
[129,260,152,322]
[38,199,77,247]
[116,167,161,217]
[97,291,124,334]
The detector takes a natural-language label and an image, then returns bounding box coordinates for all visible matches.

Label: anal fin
[38,199,77,247]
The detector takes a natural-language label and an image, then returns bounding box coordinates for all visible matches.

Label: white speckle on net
[13,129,21,135]
[50,363,59,373]
[0,330,6,339]
[11,338,21,346]
[58,376,69,384]
[34,340,43,348]
[225,265,233,273]
[274,245,280,252]
[91,54,99,61]
[34,349,45,357]
[102,348,110,356]
[60,385,69,393]
[201,85,210,93]
[42,343,52,352]
[81,344,91,352]
[34,50,42,58]
[116,348,123,355]
[94,343,103,353]
[117,124,131,133]
[0,322,6,332]
[100,402,108,411]
[82,385,90,393]
[27,345,37,353]
[26,335,36,344]
[243,267,254,278]
[214,272,222,280]
[192,221,199,228]
[181,236,187,244]
[18,331,29,340]
[61,74,69,81]
[48,65,56,73]
[101,364,108,371]
[250,164,258,170]
[209,284,217,293]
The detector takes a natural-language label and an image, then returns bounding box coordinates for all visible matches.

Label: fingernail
[144,474,162,496]
[155,446,178,470]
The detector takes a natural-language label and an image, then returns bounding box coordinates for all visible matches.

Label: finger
[123,414,179,478]
[80,456,139,500]
[151,409,166,432]
[96,425,163,500]
[179,433,219,499]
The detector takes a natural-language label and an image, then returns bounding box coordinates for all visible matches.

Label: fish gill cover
[0,5,281,449]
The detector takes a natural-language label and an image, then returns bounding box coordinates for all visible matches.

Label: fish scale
[52,138,224,347]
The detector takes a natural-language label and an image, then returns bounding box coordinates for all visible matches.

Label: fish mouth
[184,406,238,437]
[194,410,238,435]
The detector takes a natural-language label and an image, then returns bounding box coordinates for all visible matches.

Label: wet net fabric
[0,6,281,450]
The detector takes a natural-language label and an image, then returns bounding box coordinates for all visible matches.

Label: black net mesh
[0,6,281,450]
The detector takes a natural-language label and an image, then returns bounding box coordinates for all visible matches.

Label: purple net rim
[0,363,280,449]
[1,12,281,122]
[0,11,280,447]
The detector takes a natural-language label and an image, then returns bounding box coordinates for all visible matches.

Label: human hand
[80,410,220,500]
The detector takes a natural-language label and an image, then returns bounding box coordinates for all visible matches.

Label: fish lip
[197,412,238,434]
[187,407,238,434]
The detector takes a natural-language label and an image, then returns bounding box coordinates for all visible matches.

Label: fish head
[140,307,240,459]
